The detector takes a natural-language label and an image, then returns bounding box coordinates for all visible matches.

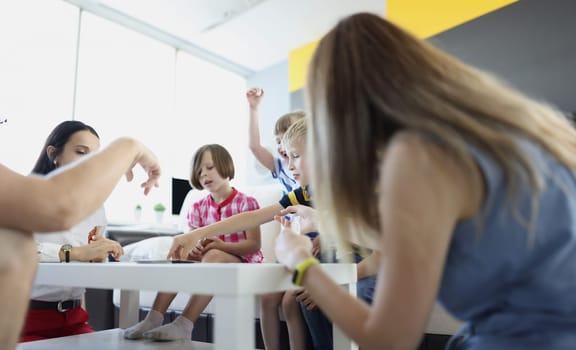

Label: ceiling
[64,0,386,76]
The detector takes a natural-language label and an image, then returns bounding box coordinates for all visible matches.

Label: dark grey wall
[429,0,576,112]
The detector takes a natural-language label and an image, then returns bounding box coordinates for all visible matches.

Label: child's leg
[123,292,177,339]
[144,250,241,341]
[260,292,284,350]
[299,303,333,350]
[282,290,308,350]
[143,295,212,341]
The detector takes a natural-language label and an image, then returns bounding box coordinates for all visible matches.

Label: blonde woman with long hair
[274,13,576,350]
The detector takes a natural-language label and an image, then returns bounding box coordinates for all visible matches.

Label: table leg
[333,282,358,350]
[214,295,255,350]
[119,290,140,328]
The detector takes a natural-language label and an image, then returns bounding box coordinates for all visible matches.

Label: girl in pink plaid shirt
[124,144,262,341]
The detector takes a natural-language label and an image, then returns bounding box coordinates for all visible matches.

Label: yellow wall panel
[387,0,518,38]
[288,40,319,92]
[289,0,518,92]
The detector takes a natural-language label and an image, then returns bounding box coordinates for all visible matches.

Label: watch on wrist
[60,244,72,263]
[292,257,320,286]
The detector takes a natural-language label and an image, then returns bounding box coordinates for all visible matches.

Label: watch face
[62,244,72,251]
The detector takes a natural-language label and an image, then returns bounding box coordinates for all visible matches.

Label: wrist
[292,257,320,286]
[291,249,313,269]
[59,244,73,263]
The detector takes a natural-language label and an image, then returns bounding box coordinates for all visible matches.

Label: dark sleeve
[278,187,304,208]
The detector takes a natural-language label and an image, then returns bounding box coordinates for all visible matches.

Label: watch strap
[292,257,319,286]
[60,244,72,263]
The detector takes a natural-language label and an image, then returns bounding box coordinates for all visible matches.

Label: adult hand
[74,235,123,262]
[246,87,264,109]
[87,225,105,244]
[279,205,318,234]
[123,139,161,195]
[274,216,313,270]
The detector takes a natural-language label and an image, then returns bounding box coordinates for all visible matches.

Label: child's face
[275,133,288,160]
[53,130,100,167]
[197,151,229,193]
[285,137,308,186]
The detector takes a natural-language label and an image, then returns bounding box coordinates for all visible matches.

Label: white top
[272,157,298,193]
[32,207,107,301]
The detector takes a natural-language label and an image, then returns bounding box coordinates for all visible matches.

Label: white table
[24,262,357,350]
[17,328,210,350]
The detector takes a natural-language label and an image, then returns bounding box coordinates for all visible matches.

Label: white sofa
[113,183,462,336]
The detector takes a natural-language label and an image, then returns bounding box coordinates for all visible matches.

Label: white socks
[142,315,194,341]
[123,309,164,339]
[124,311,194,341]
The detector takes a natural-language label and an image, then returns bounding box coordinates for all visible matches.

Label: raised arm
[0,137,160,233]
[247,87,276,172]
[168,202,282,260]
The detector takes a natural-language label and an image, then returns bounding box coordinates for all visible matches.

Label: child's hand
[200,237,223,252]
[190,238,205,257]
[312,236,321,258]
[274,216,313,270]
[295,289,318,310]
[246,87,264,109]
[279,205,318,234]
[168,232,200,260]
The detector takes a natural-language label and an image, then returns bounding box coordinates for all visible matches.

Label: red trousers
[20,306,94,342]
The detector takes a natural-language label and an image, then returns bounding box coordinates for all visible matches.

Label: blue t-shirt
[440,138,576,349]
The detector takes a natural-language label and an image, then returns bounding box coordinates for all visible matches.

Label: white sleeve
[37,241,62,262]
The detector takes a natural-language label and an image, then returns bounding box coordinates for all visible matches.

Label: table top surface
[107,224,183,235]
[35,262,357,295]
[17,329,214,350]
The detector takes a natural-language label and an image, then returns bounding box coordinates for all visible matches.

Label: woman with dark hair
[31,120,99,174]
[20,120,124,342]
[0,118,159,350]
[273,13,576,350]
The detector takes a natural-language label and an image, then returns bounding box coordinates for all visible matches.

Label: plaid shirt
[186,188,263,263]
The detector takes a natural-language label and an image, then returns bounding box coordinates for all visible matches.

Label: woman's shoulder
[384,131,455,168]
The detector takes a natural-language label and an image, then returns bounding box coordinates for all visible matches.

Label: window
[0,0,78,174]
